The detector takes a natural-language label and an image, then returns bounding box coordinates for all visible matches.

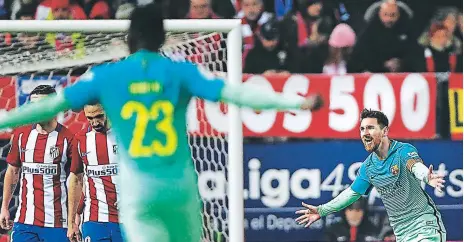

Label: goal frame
[0,19,245,242]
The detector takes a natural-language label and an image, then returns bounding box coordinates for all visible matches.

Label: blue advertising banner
[236,140,463,241]
[195,140,462,241]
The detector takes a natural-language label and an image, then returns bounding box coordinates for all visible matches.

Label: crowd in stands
[0,0,462,75]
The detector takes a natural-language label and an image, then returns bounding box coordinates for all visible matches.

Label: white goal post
[0,19,245,242]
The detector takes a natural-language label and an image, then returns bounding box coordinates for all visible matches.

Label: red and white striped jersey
[6,124,74,228]
[70,126,119,223]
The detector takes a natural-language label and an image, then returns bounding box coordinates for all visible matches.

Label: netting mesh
[0,30,229,242]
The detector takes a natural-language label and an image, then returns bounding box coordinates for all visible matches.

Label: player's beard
[362,136,380,153]
[93,124,105,132]
[38,120,54,129]
[93,120,108,133]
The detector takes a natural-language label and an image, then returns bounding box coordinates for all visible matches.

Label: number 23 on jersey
[121,100,178,158]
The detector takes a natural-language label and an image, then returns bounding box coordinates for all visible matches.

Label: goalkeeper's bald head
[128,2,166,54]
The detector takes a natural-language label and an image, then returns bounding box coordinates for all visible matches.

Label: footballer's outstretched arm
[295,187,362,227]
[0,69,100,131]
[405,153,446,192]
[316,187,362,216]
[403,145,445,192]
[295,163,372,228]
[0,93,71,131]
[220,82,323,111]
[178,63,323,112]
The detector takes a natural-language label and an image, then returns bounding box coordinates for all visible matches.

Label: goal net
[0,25,234,242]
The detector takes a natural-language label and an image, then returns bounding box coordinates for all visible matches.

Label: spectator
[36,0,106,20]
[442,7,459,38]
[418,8,461,50]
[243,17,289,74]
[324,198,379,242]
[16,3,41,50]
[456,11,463,41]
[72,0,112,19]
[238,0,273,53]
[364,0,413,23]
[281,0,333,48]
[348,0,413,73]
[280,0,333,73]
[15,2,35,19]
[411,7,462,73]
[185,0,220,19]
[322,23,356,75]
[408,24,460,72]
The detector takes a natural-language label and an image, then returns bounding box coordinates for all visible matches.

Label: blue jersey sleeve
[351,162,373,195]
[64,68,102,110]
[175,62,225,102]
[398,143,423,169]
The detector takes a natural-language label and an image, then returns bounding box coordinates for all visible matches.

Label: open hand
[427,165,445,193]
[301,94,324,111]
[295,202,321,228]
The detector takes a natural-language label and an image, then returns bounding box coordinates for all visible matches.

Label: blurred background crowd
[0,0,462,75]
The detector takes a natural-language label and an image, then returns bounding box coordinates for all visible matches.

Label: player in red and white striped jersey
[0,85,73,242]
[67,103,123,242]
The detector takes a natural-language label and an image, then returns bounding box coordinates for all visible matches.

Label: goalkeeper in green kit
[0,3,323,242]
[295,109,446,242]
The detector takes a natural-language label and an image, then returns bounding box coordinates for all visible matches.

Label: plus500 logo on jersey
[86,164,118,177]
[22,163,58,175]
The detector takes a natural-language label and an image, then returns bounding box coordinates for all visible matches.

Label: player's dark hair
[30,85,56,96]
[360,108,389,128]
[128,3,166,54]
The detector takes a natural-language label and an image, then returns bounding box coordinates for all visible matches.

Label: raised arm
[0,68,101,131]
[0,93,71,130]
[295,187,362,227]
[178,62,323,111]
[295,163,372,228]
[403,145,445,192]
[220,82,323,111]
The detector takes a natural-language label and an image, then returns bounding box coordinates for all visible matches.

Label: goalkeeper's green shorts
[121,198,202,242]
[117,162,203,242]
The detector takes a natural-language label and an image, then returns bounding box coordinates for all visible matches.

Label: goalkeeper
[0,3,323,242]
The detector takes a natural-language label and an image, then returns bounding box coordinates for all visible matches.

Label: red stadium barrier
[0,73,437,139]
